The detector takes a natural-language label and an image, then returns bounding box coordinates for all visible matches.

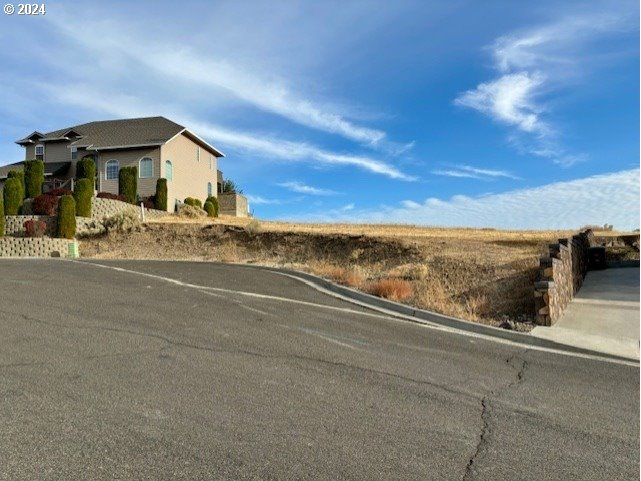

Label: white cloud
[277,181,339,196]
[291,169,640,230]
[432,165,520,180]
[38,83,414,180]
[45,13,388,147]
[455,72,547,135]
[246,195,282,205]
[455,12,634,164]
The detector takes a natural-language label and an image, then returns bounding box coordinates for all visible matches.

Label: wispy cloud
[432,165,520,180]
[455,12,634,165]
[291,169,640,230]
[246,195,283,205]
[277,181,339,196]
[38,82,414,180]
[45,13,389,147]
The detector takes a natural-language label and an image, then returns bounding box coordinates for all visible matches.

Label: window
[139,157,153,178]
[207,182,213,197]
[196,146,200,162]
[35,144,44,160]
[70,146,77,160]
[105,159,119,180]
[165,160,173,181]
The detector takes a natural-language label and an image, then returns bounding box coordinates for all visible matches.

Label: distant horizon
[1,1,638,229]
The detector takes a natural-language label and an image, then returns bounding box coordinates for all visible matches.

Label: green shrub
[118,166,137,204]
[3,177,23,215]
[203,201,215,217]
[73,178,93,217]
[0,197,4,237]
[7,170,25,200]
[184,197,202,209]
[57,195,76,239]
[155,178,167,210]
[205,196,219,217]
[24,159,44,198]
[76,156,96,183]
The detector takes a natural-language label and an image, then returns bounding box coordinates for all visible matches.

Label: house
[1,116,226,211]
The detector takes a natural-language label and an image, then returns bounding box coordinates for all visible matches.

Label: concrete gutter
[247,264,639,363]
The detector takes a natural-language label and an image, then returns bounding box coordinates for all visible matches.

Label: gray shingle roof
[15,116,224,157]
[0,161,71,179]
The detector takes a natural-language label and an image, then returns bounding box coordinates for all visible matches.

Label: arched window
[105,159,119,180]
[139,157,153,178]
[165,160,173,180]
[207,182,213,197]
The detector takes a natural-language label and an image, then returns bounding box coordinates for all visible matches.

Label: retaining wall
[534,229,594,326]
[219,193,249,217]
[0,238,77,258]
[4,215,106,237]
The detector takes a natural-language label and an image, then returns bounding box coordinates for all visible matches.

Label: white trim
[35,144,45,160]
[183,128,225,157]
[70,146,77,160]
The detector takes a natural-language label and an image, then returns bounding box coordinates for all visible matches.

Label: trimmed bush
[3,177,23,215]
[32,194,59,215]
[97,191,126,201]
[155,178,167,211]
[184,197,202,209]
[76,156,96,182]
[23,219,47,238]
[205,196,219,217]
[24,159,45,198]
[7,170,25,200]
[118,166,137,204]
[73,178,93,217]
[57,195,76,239]
[0,197,4,237]
[204,201,216,217]
[46,187,72,197]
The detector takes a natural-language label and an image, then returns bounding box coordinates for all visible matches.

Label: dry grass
[366,278,413,301]
[80,218,639,330]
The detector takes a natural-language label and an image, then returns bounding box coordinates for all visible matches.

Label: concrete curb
[246,264,639,363]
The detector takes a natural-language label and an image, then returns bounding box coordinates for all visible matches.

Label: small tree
[118,166,137,204]
[24,159,45,198]
[7,170,25,200]
[76,156,96,183]
[57,195,76,239]
[221,179,242,194]
[73,178,93,217]
[0,197,4,237]
[205,196,219,217]
[3,177,23,215]
[154,178,167,211]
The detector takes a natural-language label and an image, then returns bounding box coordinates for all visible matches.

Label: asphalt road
[0,259,638,480]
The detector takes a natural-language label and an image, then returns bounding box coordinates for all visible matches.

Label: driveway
[532,267,640,360]
[0,259,638,480]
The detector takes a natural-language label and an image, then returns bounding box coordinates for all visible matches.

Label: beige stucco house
[2,116,226,211]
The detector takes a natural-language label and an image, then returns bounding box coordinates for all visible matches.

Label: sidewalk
[531,268,640,360]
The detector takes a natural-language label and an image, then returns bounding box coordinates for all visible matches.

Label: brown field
[79,215,637,330]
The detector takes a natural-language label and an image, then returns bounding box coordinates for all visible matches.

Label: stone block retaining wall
[219,193,248,217]
[0,238,77,258]
[534,229,594,326]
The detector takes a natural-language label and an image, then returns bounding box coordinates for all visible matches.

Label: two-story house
[0,116,225,211]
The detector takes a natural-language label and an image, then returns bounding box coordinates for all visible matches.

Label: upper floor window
[165,160,173,181]
[105,159,119,180]
[139,157,153,178]
[209,155,213,170]
[35,144,44,160]
[196,146,200,162]
[208,182,213,197]
[70,146,77,160]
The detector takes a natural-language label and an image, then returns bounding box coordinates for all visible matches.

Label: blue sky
[0,0,638,229]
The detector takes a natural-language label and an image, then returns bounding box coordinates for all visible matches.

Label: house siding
[160,133,219,211]
[96,147,161,199]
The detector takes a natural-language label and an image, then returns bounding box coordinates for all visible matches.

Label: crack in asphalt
[2,310,479,403]
[462,350,529,480]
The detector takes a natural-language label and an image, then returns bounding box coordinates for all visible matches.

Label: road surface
[0,259,638,480]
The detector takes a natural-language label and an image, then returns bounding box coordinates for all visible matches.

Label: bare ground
[80,218,604,330]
